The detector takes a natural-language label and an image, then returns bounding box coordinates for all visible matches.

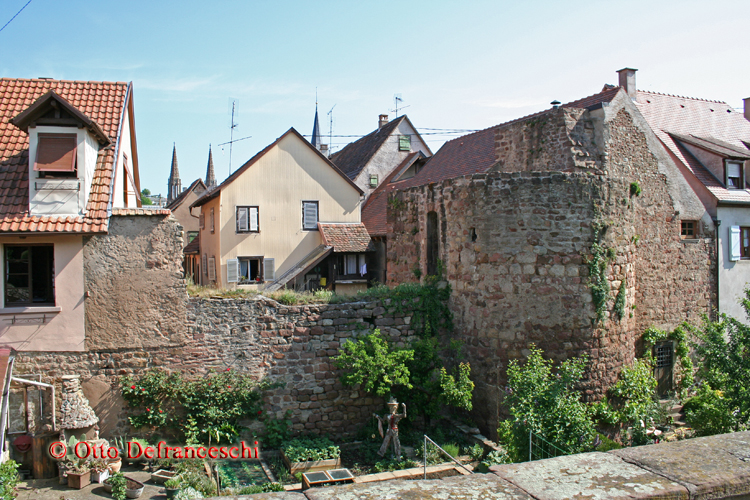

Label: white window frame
[302,201,319,231]
[725,160,744,190]
[236,206,259,233]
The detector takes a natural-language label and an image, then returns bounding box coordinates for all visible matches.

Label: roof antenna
[217,98,252,176]
[327,104,336,157]
[391,94,410,118]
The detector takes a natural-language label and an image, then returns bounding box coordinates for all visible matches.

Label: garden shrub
[174,486,204,500]
[498,345,596,462]
[608,359,660,425]
[683,384,737,437]
[282,437,340,463]
[0,459,20,500]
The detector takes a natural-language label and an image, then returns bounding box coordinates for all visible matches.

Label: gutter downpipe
[0,353,16,463]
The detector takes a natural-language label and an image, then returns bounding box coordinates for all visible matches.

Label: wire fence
[528,431,570,462]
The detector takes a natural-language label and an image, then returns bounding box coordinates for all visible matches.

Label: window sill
[335,279,368,284]
[680,238,700,244]
[0,306,61,315]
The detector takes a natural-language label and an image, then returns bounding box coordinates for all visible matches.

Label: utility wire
[0,0,32,34]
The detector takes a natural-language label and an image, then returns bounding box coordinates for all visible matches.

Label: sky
[1,0,749,197]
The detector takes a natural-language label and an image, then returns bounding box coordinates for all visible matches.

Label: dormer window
[35,134,77,178]
[725,161,744,189]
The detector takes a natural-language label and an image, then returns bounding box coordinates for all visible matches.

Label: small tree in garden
[498,345,596,462]
[334,329,474,425]
[684,288,750,435]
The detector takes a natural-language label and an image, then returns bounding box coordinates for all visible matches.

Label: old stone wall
[83,213,189,350]
[13,297,415,439]
[386,99,715,438]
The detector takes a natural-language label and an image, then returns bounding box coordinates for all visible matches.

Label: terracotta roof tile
[0,78,129,233]
[318,223,374,253]
[636,89,750,203]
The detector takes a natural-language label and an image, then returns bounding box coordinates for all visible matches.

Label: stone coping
[208,431,750,499]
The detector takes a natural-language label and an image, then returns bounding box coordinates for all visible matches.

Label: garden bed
[217,461,269,489]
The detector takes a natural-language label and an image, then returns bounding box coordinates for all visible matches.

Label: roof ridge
[0,77,129,85]
[637,89,727,104]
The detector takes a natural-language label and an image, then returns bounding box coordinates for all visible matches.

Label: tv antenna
[327,104,336,157]
[226,98,240,175]
[391,94,410,117]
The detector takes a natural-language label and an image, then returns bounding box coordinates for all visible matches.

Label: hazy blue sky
[1,0,748,196]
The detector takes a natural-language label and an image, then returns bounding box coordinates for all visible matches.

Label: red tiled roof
[399,87,623,189]
[318,222,374,252]
[0,78,130,232]
[184,234,200,254]
[636,89,750,203]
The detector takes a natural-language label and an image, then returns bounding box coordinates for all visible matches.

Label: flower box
[281,449,342,474]
[151,469,179,484]
[91,468,110,483]
[67,470,91,489]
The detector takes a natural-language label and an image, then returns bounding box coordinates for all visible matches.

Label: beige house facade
[191,128,366,290]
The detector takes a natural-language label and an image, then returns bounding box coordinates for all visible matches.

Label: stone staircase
[661,399,686,427]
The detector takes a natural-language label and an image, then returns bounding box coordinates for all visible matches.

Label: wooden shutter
[730,226,741,261]
[208,257,216,281]
[199,213,205,229]
[202,254,208,275]
[250,207,259,232]
[303,202,318,230]
[237,207,248,232]
[227,258,239,283]
[210,208,215,233]
[35,134,77,171]
[399,135,411,151]
[263,258,275,281]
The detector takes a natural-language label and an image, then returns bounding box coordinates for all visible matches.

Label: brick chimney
[617,68,638,100]
[320,144,329,157]
[378,114,389,128]
[744,98,750,122]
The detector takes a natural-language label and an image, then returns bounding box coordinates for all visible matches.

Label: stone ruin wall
[13,297,417,441]
[386,105,715,437]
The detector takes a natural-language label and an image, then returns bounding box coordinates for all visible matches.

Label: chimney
[378,114,389,128]
[320,144,329,157]
[744,98,750,122]
[617,68,638,100]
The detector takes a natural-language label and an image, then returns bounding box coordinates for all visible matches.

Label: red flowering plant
[120,368,271,445]
[120,369,182,428]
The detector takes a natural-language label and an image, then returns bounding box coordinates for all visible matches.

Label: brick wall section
[12,297,416,439]
[386,103,715,438]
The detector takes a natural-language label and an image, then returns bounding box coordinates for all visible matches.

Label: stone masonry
[386,95,716,438]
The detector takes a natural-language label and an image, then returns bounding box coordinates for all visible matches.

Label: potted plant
[66,460,92,489]
[90,458,110,483]
[107,472,127,500]
[124,476,146,499]
[107,455,123,474]
[164,477,181,499]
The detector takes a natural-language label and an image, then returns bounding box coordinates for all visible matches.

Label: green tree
[141,188,153,205]
[334,329,474,425]
[686,288,750,433]
[498,345,596,462]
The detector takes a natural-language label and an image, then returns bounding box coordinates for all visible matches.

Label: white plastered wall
[0,235,85,351]
[717,205,750,322]
[111,107,138,209]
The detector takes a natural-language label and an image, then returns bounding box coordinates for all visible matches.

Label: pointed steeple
[311,103,322,149]
[167,143,182,204]
[205,144,217,190]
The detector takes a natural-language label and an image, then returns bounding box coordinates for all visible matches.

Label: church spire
[167,143,181,203]
[311,103,322,149]
[205,144,217,190]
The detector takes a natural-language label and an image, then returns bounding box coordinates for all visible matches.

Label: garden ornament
[373,397,406,460]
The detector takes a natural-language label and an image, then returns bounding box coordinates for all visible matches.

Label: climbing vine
[642,324,694,394]
[586,226,616,323]
[613,279,627,322]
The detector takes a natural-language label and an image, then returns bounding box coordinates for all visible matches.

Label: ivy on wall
[586,226,616,323]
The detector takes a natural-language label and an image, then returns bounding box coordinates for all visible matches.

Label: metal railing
[422,434,472,479]
[528,431,570,462]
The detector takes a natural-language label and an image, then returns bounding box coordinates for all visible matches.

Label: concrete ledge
[210,432,750,499]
